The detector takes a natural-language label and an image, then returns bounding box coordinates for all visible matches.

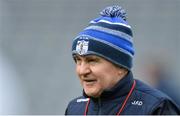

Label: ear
[118,68,128,77]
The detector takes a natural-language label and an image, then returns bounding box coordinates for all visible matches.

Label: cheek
[95,67,120,87]
[93,69,110,86]
[95,66,118,78]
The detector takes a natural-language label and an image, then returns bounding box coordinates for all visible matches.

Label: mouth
[83,79,97,85]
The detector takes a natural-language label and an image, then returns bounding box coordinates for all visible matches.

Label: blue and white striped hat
[72,5,134,70]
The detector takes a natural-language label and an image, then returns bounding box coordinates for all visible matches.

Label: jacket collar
[83,71,134,101]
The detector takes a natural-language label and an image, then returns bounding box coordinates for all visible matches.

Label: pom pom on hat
[72,5,134,70]
[100,5,127,21]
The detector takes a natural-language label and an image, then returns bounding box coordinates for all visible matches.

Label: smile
[83,79,97,86]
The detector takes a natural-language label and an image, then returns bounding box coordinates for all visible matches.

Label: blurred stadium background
[0,0,180,114]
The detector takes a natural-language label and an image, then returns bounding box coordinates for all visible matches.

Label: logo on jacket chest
[77,98,89,103]
[131,100,143,106]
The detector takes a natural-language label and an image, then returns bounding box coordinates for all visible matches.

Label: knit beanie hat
[72,5,134,70]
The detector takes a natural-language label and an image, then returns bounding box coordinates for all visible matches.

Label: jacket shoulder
[134,79,180,114]
[135,79,170,100]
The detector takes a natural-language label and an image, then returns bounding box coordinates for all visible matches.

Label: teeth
[85,80,95,82]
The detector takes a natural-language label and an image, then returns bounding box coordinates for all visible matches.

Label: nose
[76,62,91,76]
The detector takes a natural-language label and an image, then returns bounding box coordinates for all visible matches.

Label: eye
[87,58,99,64]
[74,56,81,64]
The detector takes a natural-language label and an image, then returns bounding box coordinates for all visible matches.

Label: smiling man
[65,6,180,115]
[74,54,128,98]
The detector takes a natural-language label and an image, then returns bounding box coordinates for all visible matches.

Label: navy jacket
[65,72,180,115]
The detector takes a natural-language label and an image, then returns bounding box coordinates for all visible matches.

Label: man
[65,5,180,115]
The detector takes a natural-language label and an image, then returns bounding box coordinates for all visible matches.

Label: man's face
[74,54,127,98]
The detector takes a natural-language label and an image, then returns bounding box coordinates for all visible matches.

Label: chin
[84,89,101,98]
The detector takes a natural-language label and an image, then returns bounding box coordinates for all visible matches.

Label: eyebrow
[84,55,99,59]
[73,55,100,60]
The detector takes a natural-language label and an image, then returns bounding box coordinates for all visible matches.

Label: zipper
[84,80,136,115]
[97,98,101,115]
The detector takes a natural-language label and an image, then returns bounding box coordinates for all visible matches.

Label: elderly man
[65,6,180,115]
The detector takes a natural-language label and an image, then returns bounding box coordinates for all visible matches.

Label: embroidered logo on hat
[76,37,89,55]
